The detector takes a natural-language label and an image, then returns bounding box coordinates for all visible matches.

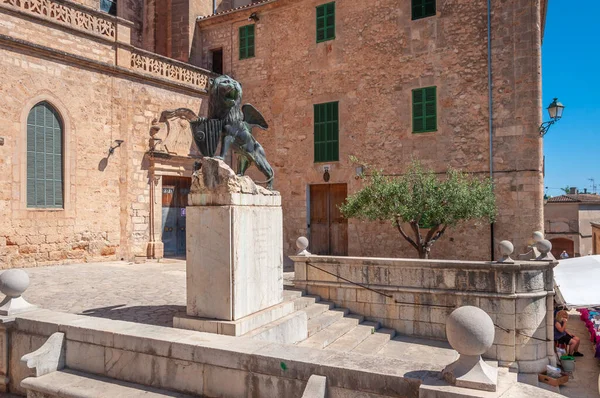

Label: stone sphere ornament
[532,231,544,242]
[446,306,495,356]
[296,236,311,256]
[296,236,309,251]
[0,269,30,298]
[534,239,554,260]
[536,239,552,254]
[442,306,498,392]
[497,240,514,263]
[0,269,36,316]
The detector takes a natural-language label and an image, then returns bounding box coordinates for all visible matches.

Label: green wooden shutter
[316,2,335,43]
[412,87,437,133]
[412,0,436,20]
[239,25,255,60]
[27,102,63,208]
[314,102,339,162]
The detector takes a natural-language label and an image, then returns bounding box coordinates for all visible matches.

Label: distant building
[545,192,600,257]
[592,221,600,255]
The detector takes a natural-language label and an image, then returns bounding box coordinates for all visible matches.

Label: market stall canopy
[554,255,600,308]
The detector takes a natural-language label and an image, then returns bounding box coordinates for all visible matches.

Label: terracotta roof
[547,194,600,204]
[197,0,276,21]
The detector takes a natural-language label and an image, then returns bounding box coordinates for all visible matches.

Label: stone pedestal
[174,158,305,340]
[185,195,283,321]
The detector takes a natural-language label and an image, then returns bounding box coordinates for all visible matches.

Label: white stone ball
[0,269,30,298]
[446,306,495,356]
[296,236,309,251]
[498,240,514,256]
[532,231,544,242]
[536,239,552,254]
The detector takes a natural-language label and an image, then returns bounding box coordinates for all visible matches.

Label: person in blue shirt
[555,310,583,357]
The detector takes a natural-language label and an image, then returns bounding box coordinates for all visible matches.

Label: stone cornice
[290,255,558,272]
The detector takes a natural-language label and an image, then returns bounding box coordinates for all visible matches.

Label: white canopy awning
[554,255,600,308]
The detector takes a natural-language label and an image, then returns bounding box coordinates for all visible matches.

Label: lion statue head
[207,75,243,122]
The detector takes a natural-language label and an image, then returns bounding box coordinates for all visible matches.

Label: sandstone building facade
[193,0,548,260]
[0,0,548,268]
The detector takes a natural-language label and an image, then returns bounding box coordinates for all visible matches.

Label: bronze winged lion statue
[159,75,274,189]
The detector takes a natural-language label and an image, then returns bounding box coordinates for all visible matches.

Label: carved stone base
[442,355,498,392]
[0,296,36,316]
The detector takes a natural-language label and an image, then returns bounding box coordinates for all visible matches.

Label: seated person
[555,310,583,357]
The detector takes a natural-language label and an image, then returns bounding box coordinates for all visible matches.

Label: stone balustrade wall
[291,255,557,373]
[1,309,428,397]
[0,0,212,93]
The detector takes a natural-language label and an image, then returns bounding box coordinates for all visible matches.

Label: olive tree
[340,161,497,259]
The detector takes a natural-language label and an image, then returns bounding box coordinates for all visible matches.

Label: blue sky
[542,1,600,196]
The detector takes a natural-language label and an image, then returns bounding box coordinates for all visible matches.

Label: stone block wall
[292,255,556,372]
[195,0,545,261]
[0,0,207,268]
[3,309,428,398]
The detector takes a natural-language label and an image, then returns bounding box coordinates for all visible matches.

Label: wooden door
[309,184,348,256]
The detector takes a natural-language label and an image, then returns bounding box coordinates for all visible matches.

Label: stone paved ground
[22,260,188,327]
[21,260,296,327]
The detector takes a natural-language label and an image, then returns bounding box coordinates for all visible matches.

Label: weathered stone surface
[301,374,327,398]
[193,157,277,197]
[21,332,66,377]
[293,255,556,373]
[185,202,283,321]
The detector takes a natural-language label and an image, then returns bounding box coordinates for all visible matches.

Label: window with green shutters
[412,0,436,20]
[27,102,63,208]
[314,102,339,162]
[316,2,335,43]
[412,87,437,133]
[239,24,255,60]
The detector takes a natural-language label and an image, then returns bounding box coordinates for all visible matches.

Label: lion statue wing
[242,104,269,130]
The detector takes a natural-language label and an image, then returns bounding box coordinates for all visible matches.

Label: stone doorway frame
[146,153,199,260]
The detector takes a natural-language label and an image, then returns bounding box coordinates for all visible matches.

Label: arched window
[26,102,63,208]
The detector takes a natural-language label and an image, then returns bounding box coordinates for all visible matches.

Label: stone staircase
[244,289,458,365]
[251,289,406,356]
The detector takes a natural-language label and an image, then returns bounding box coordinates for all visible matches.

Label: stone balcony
[0,0,214,93]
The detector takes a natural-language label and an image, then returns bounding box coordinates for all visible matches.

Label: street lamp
[539,98,565,136]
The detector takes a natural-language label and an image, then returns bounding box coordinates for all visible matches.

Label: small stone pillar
[443,306,498,392]
[0,269,36,316]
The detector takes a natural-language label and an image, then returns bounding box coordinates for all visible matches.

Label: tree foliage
[340,161,497,259]
[560,186,571,194]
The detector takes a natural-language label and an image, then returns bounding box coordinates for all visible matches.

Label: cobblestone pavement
[20,260,296,327]
[22,260,187,327]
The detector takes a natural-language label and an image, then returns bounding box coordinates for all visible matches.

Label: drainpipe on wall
[487,0,495,261]
[213,0,217,14]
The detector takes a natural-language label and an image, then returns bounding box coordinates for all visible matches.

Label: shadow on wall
[80,304,185,327]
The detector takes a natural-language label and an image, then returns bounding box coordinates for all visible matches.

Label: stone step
[283,289,304,301]
[306,308,350,337]
[293,295,321,311]
[21,369,196,398]
[302,301,335,320]
[324,321,380,352]
[351,328,396,355]
[299,314,363,349]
